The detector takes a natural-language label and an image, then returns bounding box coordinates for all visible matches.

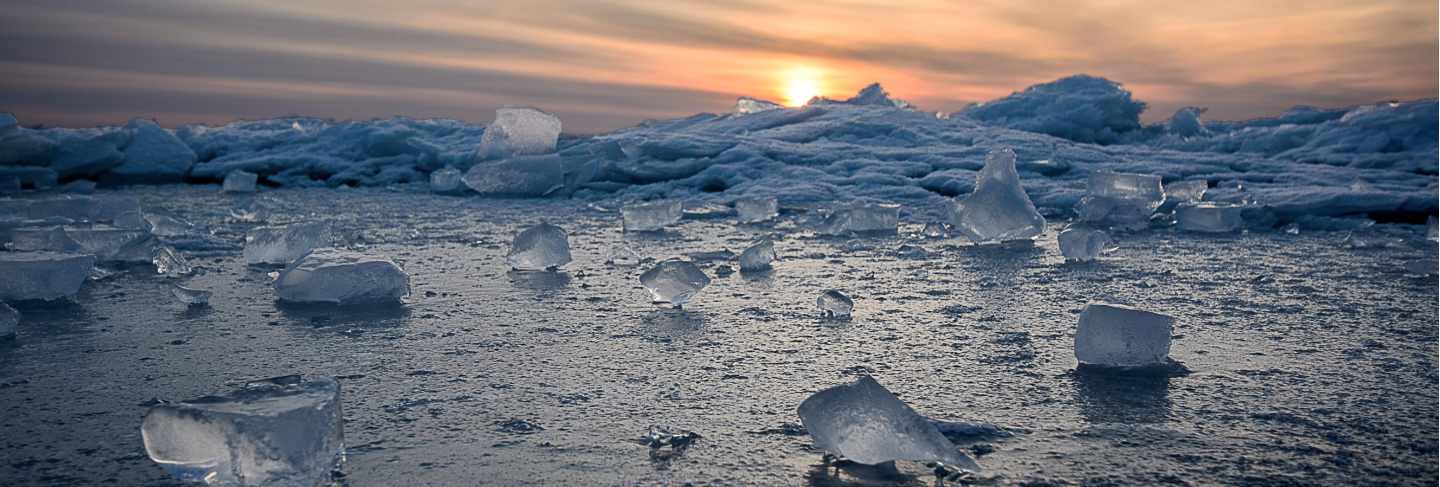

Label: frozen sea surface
[0,186,1436,486]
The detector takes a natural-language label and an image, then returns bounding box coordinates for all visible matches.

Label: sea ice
[274,249,410,305]
[1058,226,1110,261]
[243,222,326,266]
[172,284,211,306]
[64,225,158,263]
[1074,303,1174,368]
[462,155,565,197]
[475,107,561,160]
[639,259,711,307]
[1176,204,1244,233]
[0,302,16,339]
[623,200,683,232]
[797,375,980,471]
[735,196,779,223]
[817,290,854,319]
[734,97,783,115]
[1075,171,1165,230]
[428,167,464,194]
[141,376,344,486]
[506,224,571,271]
[0,252,95,301]
[223,170,259,193]
[950,149,1046,244]
[738,239,777,272]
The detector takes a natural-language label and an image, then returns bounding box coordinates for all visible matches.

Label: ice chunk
[475,107,561,160]
[605,245,642,266]
[223,170,259,193]
[735,196,779,223]
[819,204,900,235]
[152,245,194,277]
[141,376,344,486]
[274,249,409,305]
[0,302,17,339]
[738,239,777,272]
[7,226,81,252]
[506,224,571,271]
[428,167,464,194]
[734,97,783,115]
[797,375,980,471]
[172,284,211,306]
[145,213,200,238]
[1075,171,1165,230]
[110,119,196,182]
[462,155,565,197]
[1087,171,1166,200]
[639,259,711,308]
[50,138,124,177]
[1176,204,1244,233]
[921,222,949,238]
[623,200,683,232]
[950,149,1046,243]
[1058,226,1110,262]
[1074,303,1174,368]
[1164,180,1207,205]
[65,225,158,263]
[0,252,95,301]
[817,289,854,319]
[243,223,326,266]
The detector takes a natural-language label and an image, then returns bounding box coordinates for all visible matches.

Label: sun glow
[781,67,824,106]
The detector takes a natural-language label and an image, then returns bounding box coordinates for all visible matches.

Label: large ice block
[274,249,410,305]
[475,107,561,160]
[506,224,572,271]
[817,289,854,319]
[623,200,683,232]
[461,155,565,197]
[639,259,711,307]
[1075,171,1165,229]
[0,302,17,339]
[243,223,326,266]
[1176,204,1243,233]
[735,196,779,224]
[1074,303,1174,368]
[1057,226,1110,262]
[950,149,1046,244]
[797,376,980,471]
[141,376,344,486]
[64,225,158,263]
[428,167,464,194]
[738,239,777,272]
[0,252,95,301]
[223,170,259,193]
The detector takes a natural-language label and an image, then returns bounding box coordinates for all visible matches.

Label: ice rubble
[141,376,344,486]
[507,224,572,271]
[1074,303,1174,369]
[797,375,980,471]
[274,249,410,305]
[949,149,1046,244]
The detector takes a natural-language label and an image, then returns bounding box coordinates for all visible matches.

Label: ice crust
[0,252,95,301]
[274,249,410,305]
[797,375,980,470]
[950,149,1046,243]
[1074,303,1174,368]
[639,259,710,307]
[507,224,572,271]
[243,223,326,266]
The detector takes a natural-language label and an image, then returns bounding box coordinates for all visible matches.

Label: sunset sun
[781,67,823,106]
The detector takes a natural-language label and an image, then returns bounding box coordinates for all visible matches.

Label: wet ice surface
[0,186,1436,486]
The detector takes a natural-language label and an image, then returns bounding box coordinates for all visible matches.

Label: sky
[1,0,1435,133]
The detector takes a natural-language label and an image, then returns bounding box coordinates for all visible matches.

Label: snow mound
[958,75,1147,144]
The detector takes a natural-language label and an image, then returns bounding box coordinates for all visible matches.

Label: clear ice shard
[461,155,565,197]
[64,225,158,263]
[223,170,258,193]
[506,224,571,271]
[172,284,211,306]
[623,200,683,232]
[1176,204,1244,233]
[735,196,779,223]
[738,239,777,272]
[639,259,711,307]
[819,204,899,235]
[1163,180,1207,205]
[605,245,642,266]
[153,245,194,277]
[817,289,854,319]
[797,375,980,471]
[1074,303,1174,368]
[243,222,326,266]
[1057,226,1110,262]
[145,213,200,238]
[475,107,561,160]
[950,149,1046,244]
[0,302,16,338]
[274,249,410,305]
[1075,171,1165,229]
[429,167,464,194]
[0,252,94,301]
[733,97,783,115]
[141,376,344,486]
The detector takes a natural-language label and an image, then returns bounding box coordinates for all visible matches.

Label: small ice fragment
[1427,216,1437,242]
[462,155,565,197]
[243,222,326,266]
[141,376,344,486]
[735,196,779,224]
[817,290,853,319]
[951,149,1046,244]
[64,225,158,263]
[171,284,211,306]
[1074,303,1174,368]
[506,224,571,271]
[0,252,95,301]
[623,200,683,232]
[1058,226,1110,262]
[734,97,783,115]
[797,375,980,471]
[604,246,642,266]
[429,167,464,194]
[152,245,193,277]
[475,107,561,160]
[639,259,711,308]
[1176,204,1244,233]
[921,222,949,238]
[738,239,777,272]
[1282,223,1300,235]
[274,249,410,305]
[0,302,17,339]
[1076,171,1165,229]
[222,170,258,193]
[145,213,200,238]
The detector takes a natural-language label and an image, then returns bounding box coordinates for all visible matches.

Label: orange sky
[1,0,1435,132]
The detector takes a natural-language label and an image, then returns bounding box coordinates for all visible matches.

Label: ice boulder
[738,239,777,272]
[639,259,710,308]
[223,170,259,193]
[1074,303,1174,368]
[462,155,565,197]
[797,375,980,471]
[274,249,410,305]
[0,252,95,301]
[244,222,326,266]
[109,119,196,182]
[1058,226,1110,262]
[734,97,783,115]
[623,199,683,232]
[49,137,125,178]
[817,289,854,319]
[950,149,1046,244]
[0,302,17,339]
[141,376,344,486]
[507,224,571,271]
[1075,171,1165,230]
[429,167,464,194]
[475,107,561,160]
[735,196,779,223]
[1177,204,1244,233]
